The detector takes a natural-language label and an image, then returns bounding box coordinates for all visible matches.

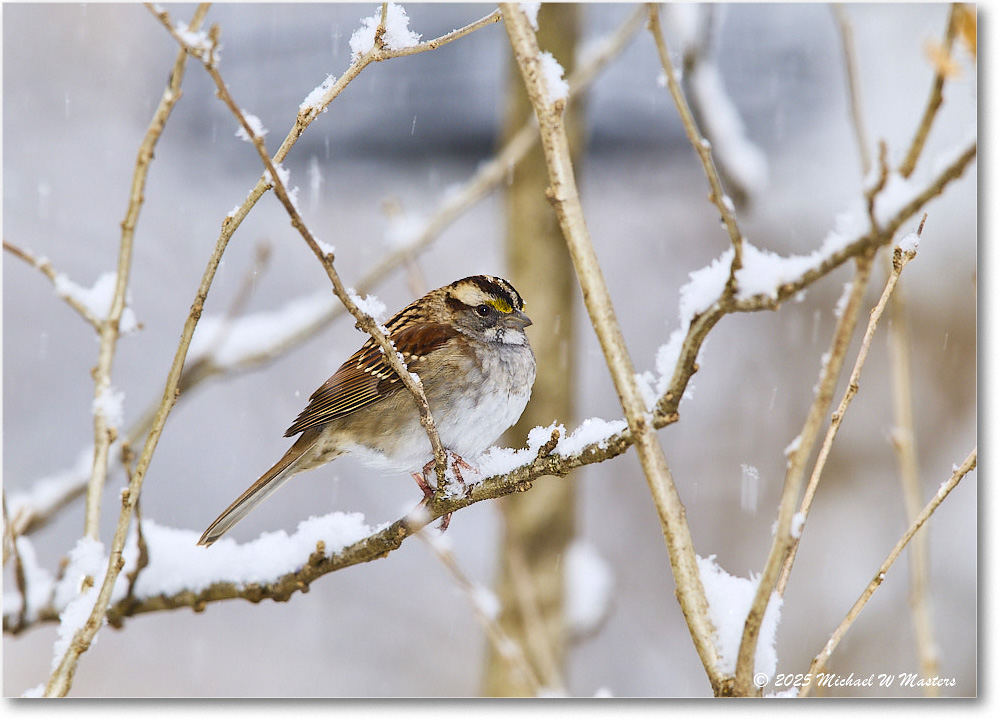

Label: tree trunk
[482,3,583,697]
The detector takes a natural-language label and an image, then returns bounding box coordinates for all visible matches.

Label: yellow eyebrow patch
[488,297,513,313]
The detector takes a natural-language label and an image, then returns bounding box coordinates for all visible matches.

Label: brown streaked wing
[283,321,459,436]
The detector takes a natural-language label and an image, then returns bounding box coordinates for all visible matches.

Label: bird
[197,275,536,546]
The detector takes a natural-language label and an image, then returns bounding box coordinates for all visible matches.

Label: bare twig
[416,530,543,694]
[186,240,272,368]
[647,4,745,297]
[84,1,212,542]
[885,217,939,692]
[777,224,924,596]
[732,249,875,696]
[671,5,761,211]
[505,540,565,691]
[898,4,961,179]
[832,4,873,176]
[378,8,502,59]
[43,4,212,697]
[502,2,724,693]
[865,140,890,230]
[798,447,977,697]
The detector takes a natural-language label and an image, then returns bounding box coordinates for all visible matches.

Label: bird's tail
[198,429,325,547]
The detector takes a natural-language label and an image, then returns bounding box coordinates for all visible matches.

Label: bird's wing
[283,321,459,436]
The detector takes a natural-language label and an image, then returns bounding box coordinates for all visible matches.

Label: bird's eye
[475,304,491,317]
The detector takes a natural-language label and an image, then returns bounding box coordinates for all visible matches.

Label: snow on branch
[349,3,421,60]
[4,9,647,567]
[5,128,974,638]
[5,73,976,644]
[697,555,781,678]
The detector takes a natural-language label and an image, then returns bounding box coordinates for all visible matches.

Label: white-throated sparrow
[198,275,536,546]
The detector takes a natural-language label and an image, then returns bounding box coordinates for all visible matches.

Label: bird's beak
[505,309,533,329]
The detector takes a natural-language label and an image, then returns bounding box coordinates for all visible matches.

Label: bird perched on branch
[198,275,536,546]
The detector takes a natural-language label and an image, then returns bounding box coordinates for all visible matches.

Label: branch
[377,8,502,59]
[502,2,724,693]
[798,447,977,697]
[647,4,745,297]
[832,4,873,176]
[884,223,940,691]
[7,123,976,639]
[84,1,211,541]
[42,3,212,697]
[2,494,29,633]
[898,4,961,179]
[776,222,925,596]
[6,6,646,541]
[415,529,544,694]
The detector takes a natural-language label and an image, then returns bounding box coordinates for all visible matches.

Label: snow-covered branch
[4,2,976,699]
[5,95,976,642]
[6,3,647,543]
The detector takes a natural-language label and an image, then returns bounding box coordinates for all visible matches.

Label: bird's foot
[412,451,478,531]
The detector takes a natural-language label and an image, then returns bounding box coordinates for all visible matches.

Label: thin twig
[2,494,30,633]
[898,4,961,179]
[832,4,873,177]
[798,447,977,697]
[865,140,889,231]
[416,530,543,694]
[502,2,724,693]
[647,4,745,297]
[186,240,272,369]
[506,540,565,691]
[885,216,939,692]
[732,249,875,696]
[378,8,502,60]
[42,3,212,698]
[84,1,212,543]
[671,5,761,211]
[777,225,924,596]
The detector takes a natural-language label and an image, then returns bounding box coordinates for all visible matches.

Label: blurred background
[3,3,976,697]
